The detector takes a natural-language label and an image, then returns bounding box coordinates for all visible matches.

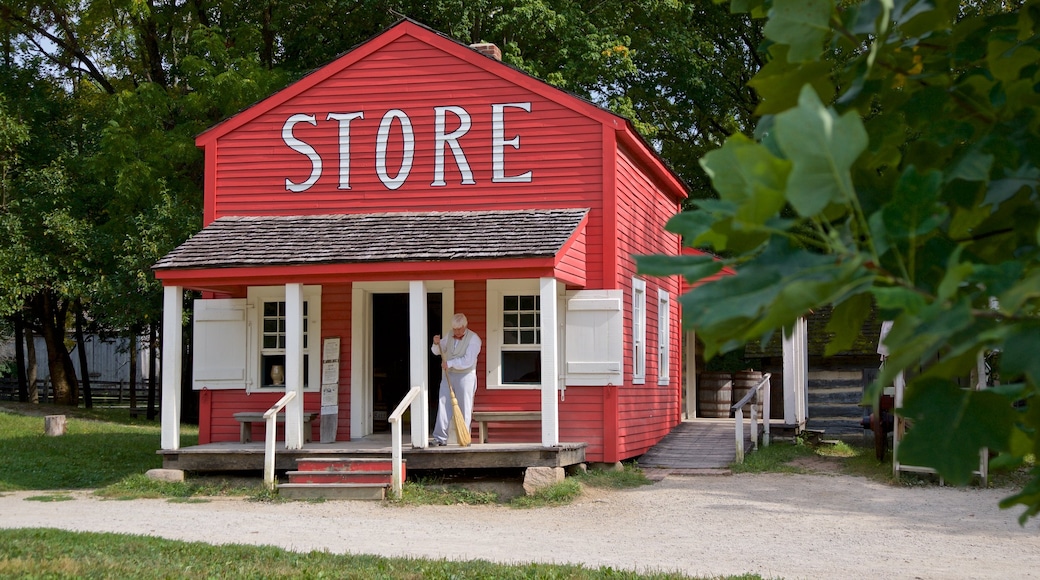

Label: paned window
[501,294,541,384]
[632,278,646,384]
[658,289,670,385]
[259,300,310,388]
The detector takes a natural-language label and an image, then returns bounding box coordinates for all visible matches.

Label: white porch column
[160,285,182,450]
[684,329,697,419]
[408,281,429,448]
[284,283,305,449]
[540,277,560,446]
[782,316,808,428]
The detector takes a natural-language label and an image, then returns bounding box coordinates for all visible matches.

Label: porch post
[782,316,808,428]
[408,281,429,448]
[684,329,697,419]
[160,285,182,450]
[284,283,304,449]
[539,277,560,446]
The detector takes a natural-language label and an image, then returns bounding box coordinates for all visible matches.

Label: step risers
[278,483,386,501]
[295,457,398,473]
[287,470,399,485]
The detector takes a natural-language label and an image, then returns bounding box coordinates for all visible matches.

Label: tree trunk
[128,331,138,412]
[25,326,39,403]
[75,301,93,408]
[34,292,79,406]
[147,321,157,420]
[14,314,28,402]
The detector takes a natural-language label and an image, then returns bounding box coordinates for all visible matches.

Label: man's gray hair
[451,313,468,329]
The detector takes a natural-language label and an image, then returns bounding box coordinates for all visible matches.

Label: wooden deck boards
[159,437,586,472]
[637,419,761,470]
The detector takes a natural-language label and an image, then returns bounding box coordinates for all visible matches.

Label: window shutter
[564,290,623,386]
[193,299,249,390]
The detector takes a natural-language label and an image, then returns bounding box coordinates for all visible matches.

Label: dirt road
[2,472,1038,579]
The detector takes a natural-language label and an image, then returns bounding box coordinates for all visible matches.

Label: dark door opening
[371,293,442,432]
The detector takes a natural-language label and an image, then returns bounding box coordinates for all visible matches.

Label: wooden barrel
[697,372,732,418]
[733,370,765,418]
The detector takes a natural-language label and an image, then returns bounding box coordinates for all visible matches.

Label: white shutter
[193,299,249,390]
[565,290,623,386]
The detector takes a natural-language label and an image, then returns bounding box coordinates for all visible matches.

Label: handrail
[732,372,771,463]
[263,390,297,491]
[388,386,422,499]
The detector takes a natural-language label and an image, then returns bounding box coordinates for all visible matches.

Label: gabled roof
[194,18,686,200]
[153,208,589,271]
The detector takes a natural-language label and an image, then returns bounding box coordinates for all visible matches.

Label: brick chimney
[470,43,502,61]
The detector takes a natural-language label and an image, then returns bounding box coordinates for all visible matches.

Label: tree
[639,0,1040,522]
[2,1,761,405]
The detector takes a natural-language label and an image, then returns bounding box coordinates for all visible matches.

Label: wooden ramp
[637,420,755,471]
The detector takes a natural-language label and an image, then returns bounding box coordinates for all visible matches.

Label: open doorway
[370,293,442,432]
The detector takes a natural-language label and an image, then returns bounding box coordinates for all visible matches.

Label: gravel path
[2,472,1038,579]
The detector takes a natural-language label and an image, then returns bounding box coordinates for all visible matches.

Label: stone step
[287,470,397,485]
[278,482,387,501]
[809,403,867,418]
[807,388,865,405]
[807,417,869,436]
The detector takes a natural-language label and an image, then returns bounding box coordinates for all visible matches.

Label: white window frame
[247,285,322,393]
[632,277,646,385]
[658,288,670,385]
[487,279,541,390]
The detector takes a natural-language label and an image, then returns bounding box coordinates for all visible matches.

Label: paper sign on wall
[320,337,341,443]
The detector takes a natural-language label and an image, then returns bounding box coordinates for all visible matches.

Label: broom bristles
[448,384,472,447]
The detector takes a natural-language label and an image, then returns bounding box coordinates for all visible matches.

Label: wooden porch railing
[388,386,422,499]
[263,390,297,491]
[732,372,771,463]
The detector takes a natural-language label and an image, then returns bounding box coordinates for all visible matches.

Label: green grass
[732,436,1036,491]
[0,407,197,491]
[573,462,654,490]
[1,528,752,579]
[511,479,584,508]
[395,478,502,505]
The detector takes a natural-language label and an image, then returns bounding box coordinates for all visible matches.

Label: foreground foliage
[640,0,1040,522]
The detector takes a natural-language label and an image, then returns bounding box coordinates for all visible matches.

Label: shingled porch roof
[153,208,589,271]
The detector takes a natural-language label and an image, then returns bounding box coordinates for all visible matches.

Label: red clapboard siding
[604,146,683,461]
[205,390,323,443]
[321,283,352,440]
[207,33,606,221]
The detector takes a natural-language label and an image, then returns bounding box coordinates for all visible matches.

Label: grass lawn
[0,403,197,491]
[1,528,751,579]
[0,403,763,580]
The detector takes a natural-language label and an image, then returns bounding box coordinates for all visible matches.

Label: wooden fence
[0,379,156,410]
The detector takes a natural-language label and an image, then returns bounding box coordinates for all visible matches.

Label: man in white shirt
[430,313,482,446]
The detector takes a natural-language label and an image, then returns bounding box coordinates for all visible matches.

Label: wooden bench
[471,411,541,444]
[233,411,317,443]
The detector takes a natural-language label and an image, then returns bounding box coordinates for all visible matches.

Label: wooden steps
[278,457,403,501]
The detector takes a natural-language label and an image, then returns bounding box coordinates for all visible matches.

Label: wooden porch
[158,434,586,473]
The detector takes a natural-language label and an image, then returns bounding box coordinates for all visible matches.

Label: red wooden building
[153,20,687,465]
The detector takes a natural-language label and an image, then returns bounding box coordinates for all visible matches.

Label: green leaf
[775,85,868,216]
[824,292,872,356]
[898,377,1015,486]
[999,323,1040,388]
[871,286,927,315]
[762,0,834,62]
[937,247,972,302]
[699,134,790,225]
[881,166,946,239]
[635,253,723,282]
[749,46,835,115]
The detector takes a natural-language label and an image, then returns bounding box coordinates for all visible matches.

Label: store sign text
[282,102,533,192]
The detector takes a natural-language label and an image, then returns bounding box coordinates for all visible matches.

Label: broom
[442,357,472,447]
